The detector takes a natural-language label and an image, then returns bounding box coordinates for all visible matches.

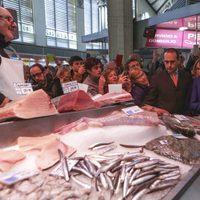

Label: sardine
[98,157,122,173]
[122,172,129,198]
[136,169,157,178]
[104,173,114,191]
[58,149,70,181]
[141,164,157,171]
[149,180,178,193]
[131,174,156,186]
[84,156,97,176]
[72,166,93,179]
[158,170,180,179]
[134,160,159,169]
[129,169,141,184]
[120,143,144,148]
[88,141,114,150]
[71,175,91,190]
[99,173,108,189]
[131,188,150,200]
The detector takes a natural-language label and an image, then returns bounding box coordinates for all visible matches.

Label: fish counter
[0,105,200,200]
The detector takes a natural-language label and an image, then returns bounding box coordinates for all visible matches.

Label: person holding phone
[98,68,131,94]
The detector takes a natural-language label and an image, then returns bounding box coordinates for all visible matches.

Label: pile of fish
[0,145,181,200]
[144,135,200,165]
[0,172,91,200]
[55,147,180,200]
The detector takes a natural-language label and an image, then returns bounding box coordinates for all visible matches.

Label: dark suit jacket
[143,69,192,114]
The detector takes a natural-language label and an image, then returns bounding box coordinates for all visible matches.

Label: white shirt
[0,56,25,100]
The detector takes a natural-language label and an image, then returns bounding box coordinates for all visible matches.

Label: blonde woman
[98,68,131,94]
[192,58,200,77]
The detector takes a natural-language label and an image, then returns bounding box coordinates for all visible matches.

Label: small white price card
[108,84,122,93]
[0,169,39,185]
[13,82,33,95]
[78,83,88,93]
[122,105,143,115]
[62,81,79,94]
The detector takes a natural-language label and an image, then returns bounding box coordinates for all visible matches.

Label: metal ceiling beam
[144,0,157,13]
[148,2,200,26]
[157,0,170,13]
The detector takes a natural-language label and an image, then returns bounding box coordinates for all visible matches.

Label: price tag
[62,81,79,94]
[78,83,88,93]
[0,169,39,185]
[122,106,143,115]
[13,82,33,95]
[108,84,122,93]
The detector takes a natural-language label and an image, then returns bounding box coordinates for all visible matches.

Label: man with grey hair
[0,6,25,106]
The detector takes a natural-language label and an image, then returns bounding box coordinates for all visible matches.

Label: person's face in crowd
[128,61,142,76]
[72,60,83,73]
[108,62,117,70]
[55,58,62,66]
[107,70,118,84]
[78,64,86,75]
[30,66,45,84]
[194,62,200,77]
[88,63,102,79]
[0,7,17,42]
[164,52,179,74]
[135,71,149,86]
[128,61,141,75]
[60,70,71,83]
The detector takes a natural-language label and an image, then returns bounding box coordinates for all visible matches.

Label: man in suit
[142,48,192,115]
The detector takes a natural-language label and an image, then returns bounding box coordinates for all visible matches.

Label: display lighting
[179,27,188,31]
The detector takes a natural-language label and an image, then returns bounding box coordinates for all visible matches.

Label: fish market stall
[0,104,200,199]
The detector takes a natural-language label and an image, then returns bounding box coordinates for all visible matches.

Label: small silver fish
[88,141,114,150]
[131,174,156,186]
[71,175,92,190]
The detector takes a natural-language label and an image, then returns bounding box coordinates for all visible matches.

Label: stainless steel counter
[0,104,199,199]
[0,104,123,147]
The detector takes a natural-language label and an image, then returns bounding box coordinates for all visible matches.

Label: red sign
[146,29,200,49]
[183,15,200,30]
[146,29,183,48]
[183,31,200,48]
[157,19,183,29]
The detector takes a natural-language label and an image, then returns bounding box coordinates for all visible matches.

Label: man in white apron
[0,6,25,104]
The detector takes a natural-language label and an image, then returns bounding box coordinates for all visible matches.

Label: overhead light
[179,27,188,31]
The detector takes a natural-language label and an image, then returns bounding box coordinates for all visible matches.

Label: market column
[107,0,133,63]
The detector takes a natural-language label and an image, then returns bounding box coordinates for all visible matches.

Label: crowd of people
[1,6,200,116]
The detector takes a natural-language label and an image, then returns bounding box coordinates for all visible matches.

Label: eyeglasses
[0,15,16,24]
[31,72,43,78]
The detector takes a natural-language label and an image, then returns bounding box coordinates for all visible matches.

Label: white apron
[0,56,25,100]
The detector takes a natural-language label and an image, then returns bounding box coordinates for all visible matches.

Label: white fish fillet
[0,89,58,120]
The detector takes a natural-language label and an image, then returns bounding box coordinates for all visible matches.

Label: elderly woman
[130,70,150,106]
[191,58,200,77]
[98,68,131,95]
[188,59,200,114]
